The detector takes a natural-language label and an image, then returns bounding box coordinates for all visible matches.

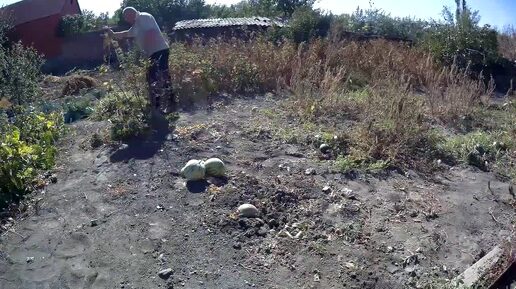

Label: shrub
[0,43,43,105]
[93,91,150,141]
[420,22,499,69]
[419,2,499,70]
[0,109,63,209]
[0,16,61,211]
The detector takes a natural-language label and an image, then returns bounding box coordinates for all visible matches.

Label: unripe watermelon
[204,158,226,177]
[181,159,206,181]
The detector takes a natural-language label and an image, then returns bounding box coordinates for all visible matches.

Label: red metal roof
[1,0,67,26]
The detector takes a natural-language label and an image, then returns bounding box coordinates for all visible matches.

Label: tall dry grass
[168,37,492,123]
[287,39,494,123]
[105,35,510,173]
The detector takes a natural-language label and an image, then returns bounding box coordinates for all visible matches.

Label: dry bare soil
[0,96,515,289]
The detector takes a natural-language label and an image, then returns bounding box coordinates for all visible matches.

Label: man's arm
[105,27,134,40]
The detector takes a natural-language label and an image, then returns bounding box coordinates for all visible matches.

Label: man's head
[122,7,138,25]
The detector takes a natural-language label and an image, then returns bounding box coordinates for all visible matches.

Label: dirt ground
[0,96,515,289]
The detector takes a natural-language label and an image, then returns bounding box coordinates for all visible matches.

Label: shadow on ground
[186,180,210,193]
[185,177,229,194]
[110,114,171,162]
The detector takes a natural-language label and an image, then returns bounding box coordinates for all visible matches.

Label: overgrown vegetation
[2,0,514,212]
[122,0,504,71]
[94,40,153,141]
[0,18,62,210]
[0,108,63,209]
[163,33,514,179]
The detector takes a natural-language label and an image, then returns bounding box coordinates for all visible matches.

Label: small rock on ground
[319,144,331,154]
[158,268,173,280]
[238,204,259,218]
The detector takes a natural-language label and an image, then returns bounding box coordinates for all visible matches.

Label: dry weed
[62,75,98,96]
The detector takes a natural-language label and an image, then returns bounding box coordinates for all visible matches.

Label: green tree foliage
[119,0,211,29]
[0,43,42,105]
[420,0,499,68]
[208,0,279,18]
[58,10,111,37]
[284,7,332,42]
[276,0,315,16]
[335,7,428,40]
[0,16,42,106]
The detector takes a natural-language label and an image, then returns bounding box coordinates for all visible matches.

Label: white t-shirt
[127,12,169,57]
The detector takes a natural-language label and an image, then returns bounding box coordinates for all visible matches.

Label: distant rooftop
[173,17,284,30]
[0,0,70,26]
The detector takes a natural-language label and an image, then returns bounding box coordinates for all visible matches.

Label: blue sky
[0,0,515,28]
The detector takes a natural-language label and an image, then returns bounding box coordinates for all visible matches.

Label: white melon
[181,159,206,181]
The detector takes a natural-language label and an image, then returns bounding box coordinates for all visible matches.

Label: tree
[120,0,212,29]
[285,7,332,42]
[422,0,499,68]
[276,0,315,16]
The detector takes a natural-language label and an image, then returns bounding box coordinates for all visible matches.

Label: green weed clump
[437,100,515,179]
[0,109,63,209]
[62,94,97,123]
[440,131,514,176]
[93,91,150,141]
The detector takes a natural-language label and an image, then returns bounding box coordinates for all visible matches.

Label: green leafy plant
[0,109,63,209]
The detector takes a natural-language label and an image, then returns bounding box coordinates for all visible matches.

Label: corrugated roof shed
[173,17,284,30]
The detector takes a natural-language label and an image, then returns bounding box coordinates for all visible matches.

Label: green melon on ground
[204,158,226,177]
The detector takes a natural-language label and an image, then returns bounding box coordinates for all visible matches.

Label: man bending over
[105,7,175,113]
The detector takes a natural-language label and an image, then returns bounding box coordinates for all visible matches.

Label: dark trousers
[147,49,175,111]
